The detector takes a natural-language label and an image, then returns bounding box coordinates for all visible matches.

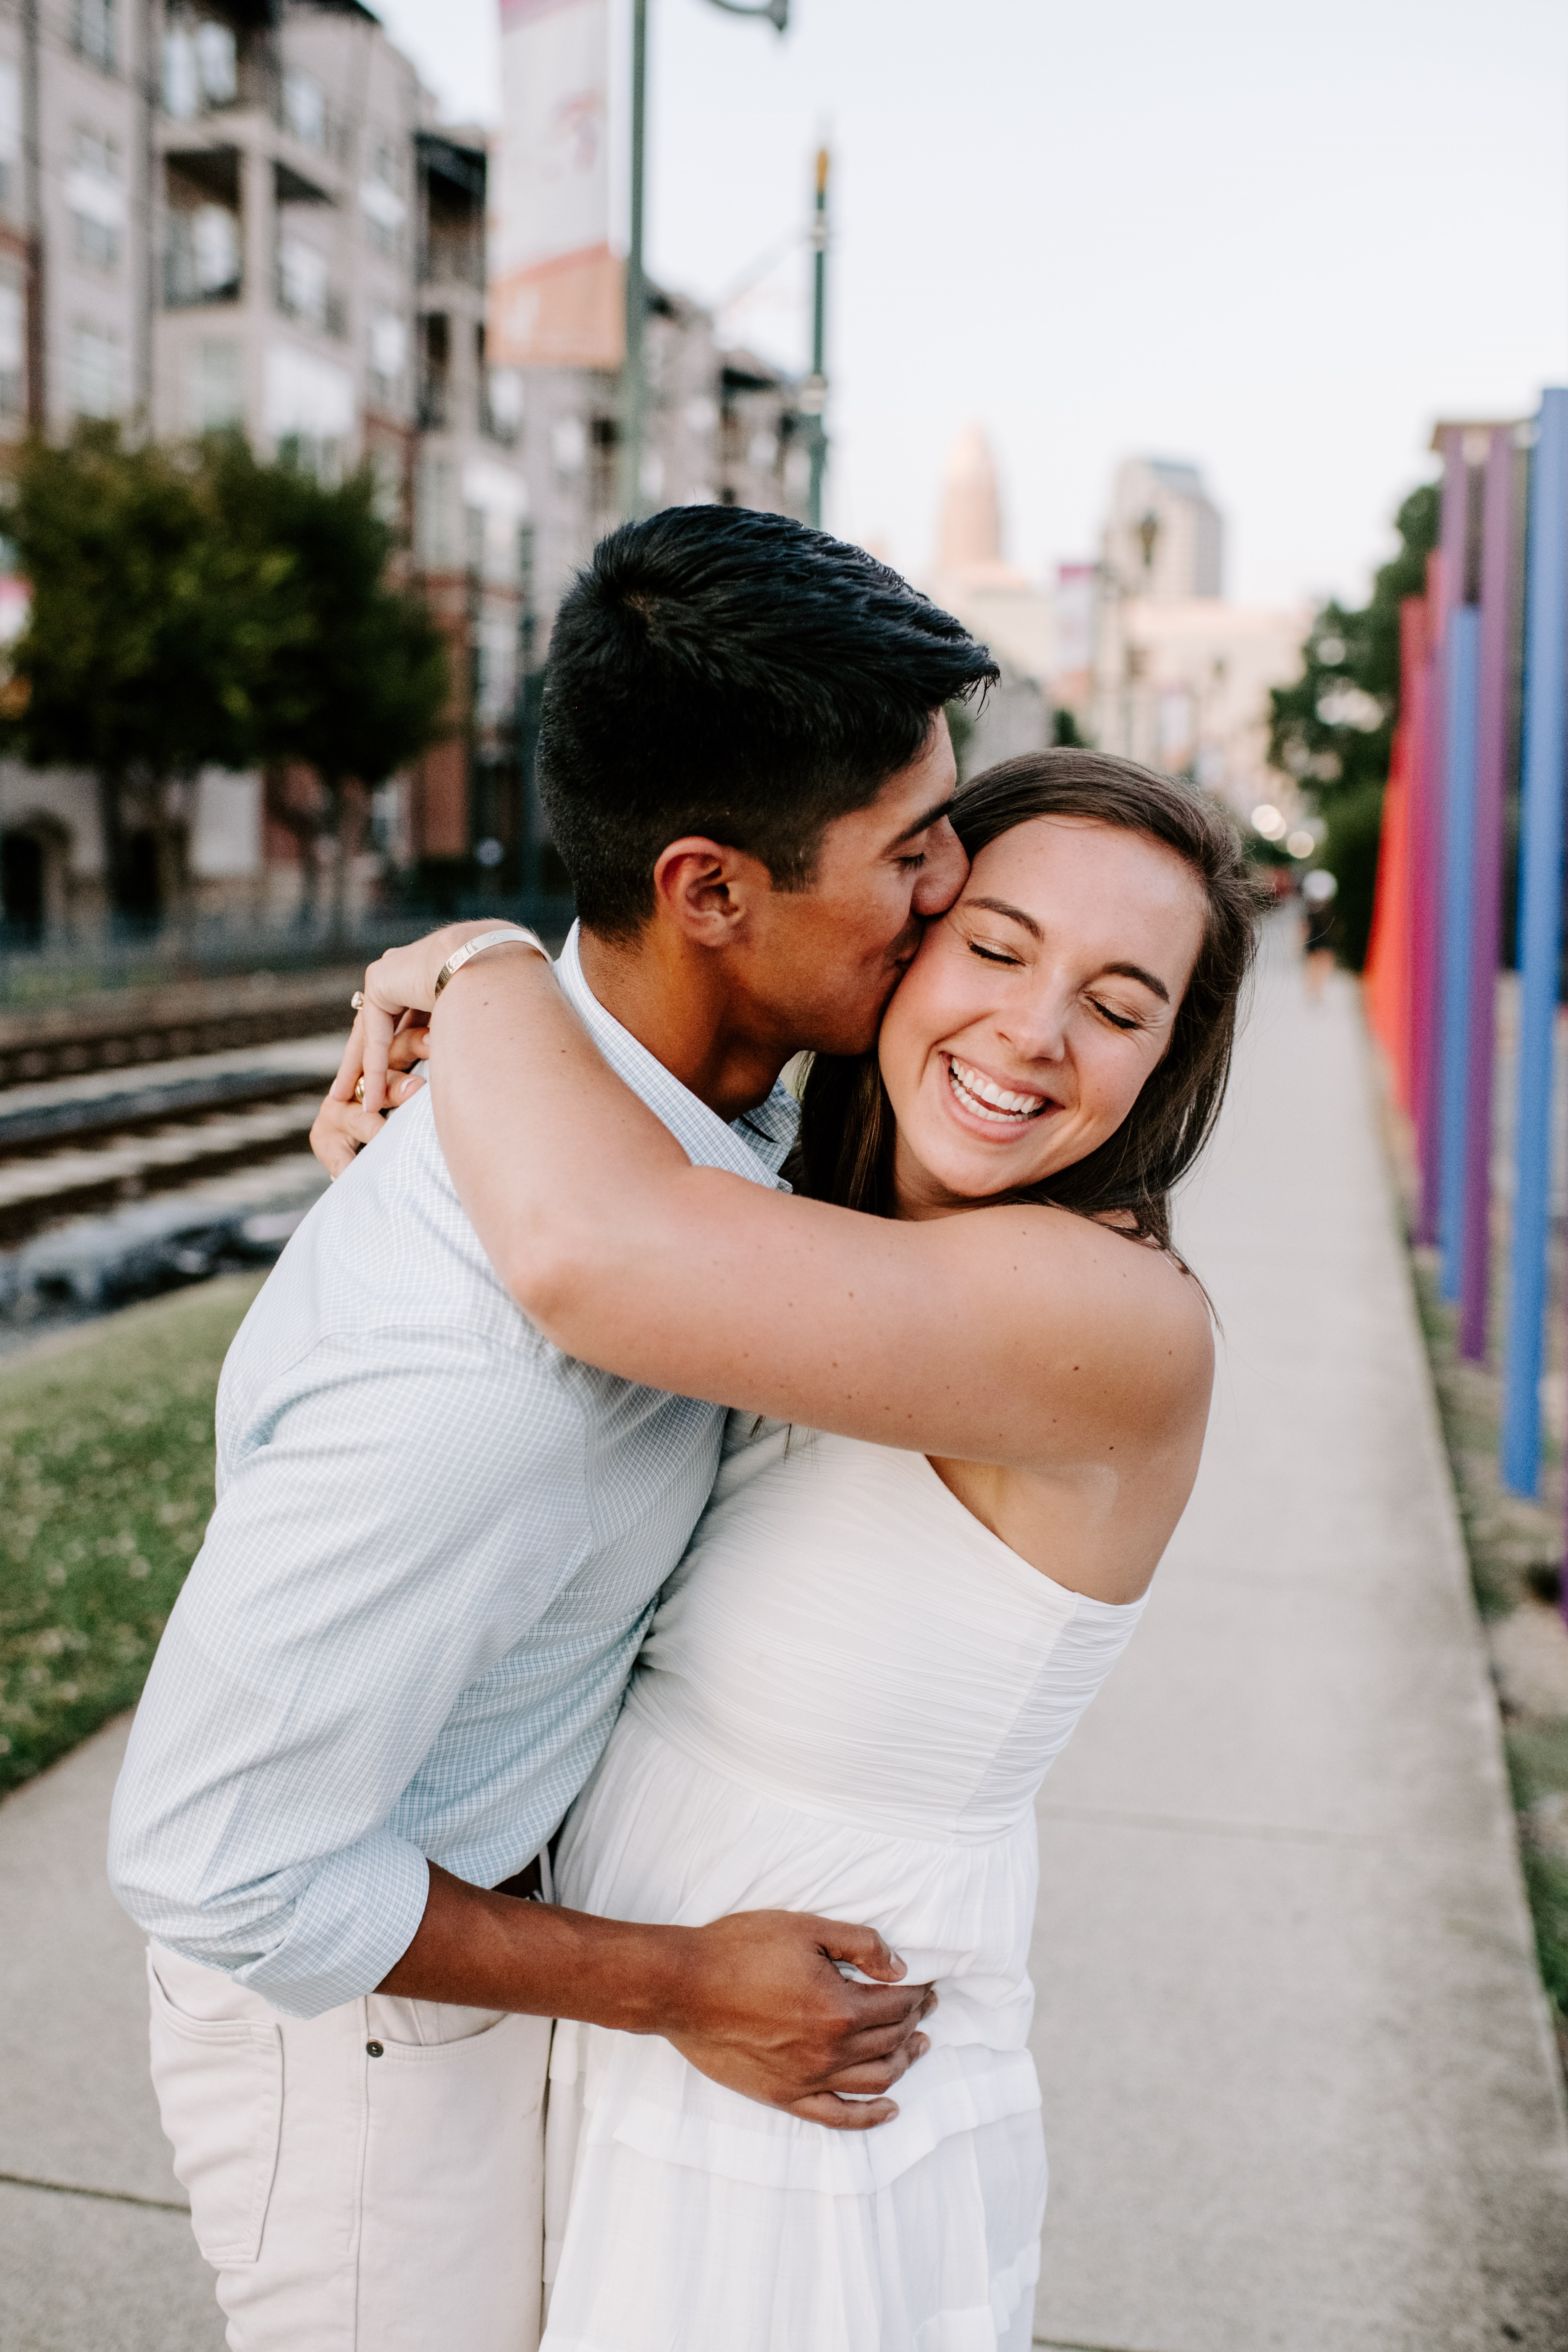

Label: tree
[207,440,450,930]
[1268,482,1440,966]
[0,426,450,934]
[0,423,300,921]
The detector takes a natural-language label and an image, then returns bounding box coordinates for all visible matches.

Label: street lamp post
[618,0,791,522]
[803,144,828,528]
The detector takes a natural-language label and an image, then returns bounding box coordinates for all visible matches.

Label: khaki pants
[147,1943,551,2352]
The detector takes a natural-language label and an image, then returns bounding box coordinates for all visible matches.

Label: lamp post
[618,0,791,522]
[802,143,828,528]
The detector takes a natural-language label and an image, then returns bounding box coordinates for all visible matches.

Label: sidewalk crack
[0,2166,188,2214]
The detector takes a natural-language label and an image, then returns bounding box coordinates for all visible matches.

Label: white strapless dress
[541,1418,1146,2352]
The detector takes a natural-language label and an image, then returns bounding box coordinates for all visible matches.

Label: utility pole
[617,0,650,520]
[804,144,829,529]
[620,0,790,523]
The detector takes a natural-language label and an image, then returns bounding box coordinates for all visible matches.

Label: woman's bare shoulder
[952,1198,1215,1427]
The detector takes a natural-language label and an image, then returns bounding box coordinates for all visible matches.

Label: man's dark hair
[536,505,999,937]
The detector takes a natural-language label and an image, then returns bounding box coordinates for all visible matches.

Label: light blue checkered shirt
[108,929,797,2018]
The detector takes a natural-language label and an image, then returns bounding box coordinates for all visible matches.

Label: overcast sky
[374,0,1568,613]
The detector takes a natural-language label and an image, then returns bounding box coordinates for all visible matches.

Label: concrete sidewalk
[1029,945,1568,2350]
[0,1716,221,2350]
[2,941,1566,2350]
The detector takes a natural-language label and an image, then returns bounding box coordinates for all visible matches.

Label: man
[109,507,997,2350]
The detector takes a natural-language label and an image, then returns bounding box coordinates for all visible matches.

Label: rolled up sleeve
[108,1326,583,2017]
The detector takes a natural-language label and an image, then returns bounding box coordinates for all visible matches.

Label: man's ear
[651,837,772,946]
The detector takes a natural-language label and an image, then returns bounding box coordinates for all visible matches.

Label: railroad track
[0,969,363,1090]
[0,950,557,1324]
[0,1039,345,1279]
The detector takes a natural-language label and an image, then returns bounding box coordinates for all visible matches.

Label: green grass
[1520,1846,1568,2019]
[0,1274,264,1796]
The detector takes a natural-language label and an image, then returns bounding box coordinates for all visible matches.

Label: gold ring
[353,1076,366,1105]
[350,990,365,1012]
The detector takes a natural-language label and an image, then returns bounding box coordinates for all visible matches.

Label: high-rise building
[1091,458,1305,814]
[927,423,1048,769]
[1104,456,1224,603]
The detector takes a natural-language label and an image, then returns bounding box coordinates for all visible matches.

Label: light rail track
[0,1036,346,1250]
[0,1034,347,1323]
[0,969,361,1090]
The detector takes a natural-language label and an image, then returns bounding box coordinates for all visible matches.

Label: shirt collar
[555,924,798,1189]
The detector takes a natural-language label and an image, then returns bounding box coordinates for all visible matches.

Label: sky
[374,0,1568,613]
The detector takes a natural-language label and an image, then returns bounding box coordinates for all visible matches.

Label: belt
[492,1854,544,1902]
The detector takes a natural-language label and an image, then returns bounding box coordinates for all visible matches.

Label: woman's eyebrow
[964,897,1171,1004]
[1100,960,1170,1005]
[966,893,1043,939]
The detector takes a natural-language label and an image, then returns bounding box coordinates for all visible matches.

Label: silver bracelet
[432,927,550,1000]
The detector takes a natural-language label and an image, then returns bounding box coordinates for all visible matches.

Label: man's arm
[109,1190,932,2129]
[379,1869,934,2129]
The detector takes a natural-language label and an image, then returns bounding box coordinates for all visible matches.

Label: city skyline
[375,0,1568,612]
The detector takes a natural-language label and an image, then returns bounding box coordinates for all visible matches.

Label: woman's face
[877,816,1208,1217]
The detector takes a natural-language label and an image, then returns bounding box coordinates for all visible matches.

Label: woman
[377,751,1258,2351]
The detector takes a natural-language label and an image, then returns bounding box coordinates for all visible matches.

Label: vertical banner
[1459,426,1522,1361]
[1436,601,1480,1300]
[1409,550,1444,1240]
[1417,435,1469,1243]
[1362,677,1413,1102]
[1502,390,1568,1496]
[489,0,624,370]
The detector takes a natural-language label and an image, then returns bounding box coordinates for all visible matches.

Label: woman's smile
[942,1051,1056,1130]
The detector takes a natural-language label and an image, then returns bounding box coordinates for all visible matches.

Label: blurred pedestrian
[1301,867,1339,1002]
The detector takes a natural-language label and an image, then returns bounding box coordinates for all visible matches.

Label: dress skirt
[539,1706,1048,2352]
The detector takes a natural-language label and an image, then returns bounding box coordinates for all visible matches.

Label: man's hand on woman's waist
[377,1864,935,2131]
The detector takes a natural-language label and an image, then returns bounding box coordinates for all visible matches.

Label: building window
[68,320,123,417]
[417,452,457,569]
[0,64,19,221]
[68,130,124,271]
[0,277,23,417]
[368,310,405,408]
[163,12,237,118]
[368,442,402,527]
[282,70,325,151]
[71,0,116,72]
[189,337,242,430]
[361,143,404,259]
[166,201,240,305]
[277,235,331,330]
[275,432,341,486]
[474,615,516,724]
[485,367,522,446]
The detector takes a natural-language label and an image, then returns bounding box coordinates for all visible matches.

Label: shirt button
[366,2040,384,2057]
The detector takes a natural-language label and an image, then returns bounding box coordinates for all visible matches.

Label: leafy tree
[206,440,450,929]
[0,425,450,933]
[1268,482,1440,966]
[0,423,300,920]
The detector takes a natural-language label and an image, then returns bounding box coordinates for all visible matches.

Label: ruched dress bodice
[630,1417,1144,1843]
[541,1419,1147,2352]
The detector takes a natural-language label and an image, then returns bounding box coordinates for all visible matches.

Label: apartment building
[0,0,811,932]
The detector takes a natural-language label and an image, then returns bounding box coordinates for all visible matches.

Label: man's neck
[577,925,787,1123]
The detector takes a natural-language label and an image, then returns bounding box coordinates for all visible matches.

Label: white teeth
[946,1056,1048,1125]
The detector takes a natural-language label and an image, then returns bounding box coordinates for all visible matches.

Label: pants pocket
[146,1949,284,2267]
[358,2009,551,2352]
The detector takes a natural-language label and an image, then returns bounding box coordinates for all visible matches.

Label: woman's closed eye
[1089,997,1144,1032]
[967,939,1023,967]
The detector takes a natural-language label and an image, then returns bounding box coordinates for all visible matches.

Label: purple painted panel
[1460,427,1520,1359]
[1417,435,1471,1240]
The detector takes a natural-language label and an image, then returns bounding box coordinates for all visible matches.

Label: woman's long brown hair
[789,749,1266,1253]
